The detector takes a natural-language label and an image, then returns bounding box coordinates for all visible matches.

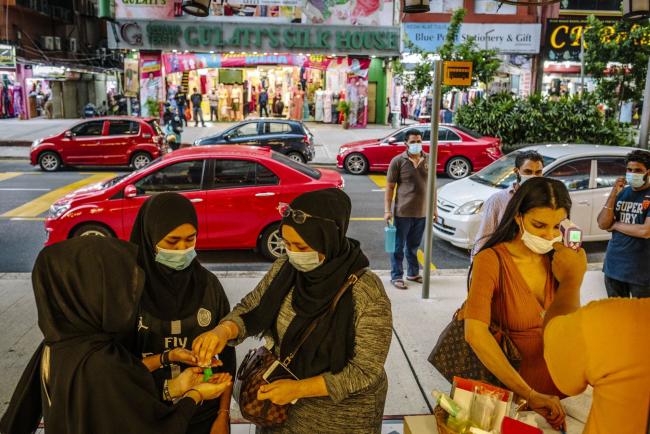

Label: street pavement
[0,268,607,432]
[0,118,400,165]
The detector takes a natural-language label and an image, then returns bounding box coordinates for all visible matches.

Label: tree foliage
[394,9,501,94]
[582,15,650,114]
[455,92,634,151]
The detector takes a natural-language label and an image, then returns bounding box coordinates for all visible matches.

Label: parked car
[193,119,315,163]
[30,116,165,172]
[45,146,343,260]
[433,144,638,250]
[337,124,502,179]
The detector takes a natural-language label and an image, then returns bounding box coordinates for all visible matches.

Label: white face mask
[520,225,561,255]
[519,174,536,185]
[286,250,324,272]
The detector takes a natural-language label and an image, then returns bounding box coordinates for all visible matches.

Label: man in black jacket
[190,87,206,127]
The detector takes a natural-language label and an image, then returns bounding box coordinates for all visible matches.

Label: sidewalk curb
[0,264,604,280]
[0,141,30,147]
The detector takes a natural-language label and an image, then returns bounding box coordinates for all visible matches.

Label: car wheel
[72,223,114,239]
[344,153,368,175]
[258,224,285,261]
[38,151,61,172]
[446,156,472,179]
[130,152,152,170]
[287,152,306,164]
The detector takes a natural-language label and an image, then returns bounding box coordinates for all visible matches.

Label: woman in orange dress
[462,177,581,431]
[290,85,305,120]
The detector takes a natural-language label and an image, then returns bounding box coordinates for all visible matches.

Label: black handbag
[234,268,368,428]
[428,253,521,387]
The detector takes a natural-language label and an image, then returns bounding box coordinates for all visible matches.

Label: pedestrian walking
[0,236,232,434]
[130,193,236,434]
[192,188,392,434]
[472,150,545,258]
[544,281,650,434]
[384,129,429,290]
[597,149,650,298]
[208,88,219,122]
[176,87,188,127]
[190,88,206,127]
[258,87,269,117]
[400,95,408,125]
[439,104,453,123]
[464,177,582,431]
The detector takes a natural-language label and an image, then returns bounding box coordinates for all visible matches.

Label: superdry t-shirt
[603,185,650,286]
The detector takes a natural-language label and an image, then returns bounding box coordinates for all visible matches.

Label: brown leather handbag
[234,268,368,428]
[428,254,521,388]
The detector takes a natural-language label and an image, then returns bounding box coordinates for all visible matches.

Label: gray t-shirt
[387,152,429,218]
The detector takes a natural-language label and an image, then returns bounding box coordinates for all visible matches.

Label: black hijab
[130,192,207,320]
[0,237,197,434]
[241,188,369,379]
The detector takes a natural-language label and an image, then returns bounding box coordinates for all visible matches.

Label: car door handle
[578,200,590,205]
[190,198,204,203]
[255,192,276,197]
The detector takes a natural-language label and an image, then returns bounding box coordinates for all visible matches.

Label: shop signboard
[559,0,621,15]
[140,53,163,116]
[108,21,400,56]
[443,61,472,86]
[124,56,140,97]
[402,23,541,54]
[0,45,16,69]
[32,66,66,79]
[544,18,649,62]
[114,0,393,26]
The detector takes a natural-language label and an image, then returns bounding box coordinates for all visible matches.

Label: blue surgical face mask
[155,246,197,271]
[408,143,422,155]
[626,172,647,189]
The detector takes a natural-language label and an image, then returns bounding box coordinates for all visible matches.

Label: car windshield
[470,151,556,188]
[453,125,483,139]
[272,152,321,179]
[102,157,163,188]
[147,120,163,136]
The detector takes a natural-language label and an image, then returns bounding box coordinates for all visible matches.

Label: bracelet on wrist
[162,380,173,401]
[184,388,203,405]
[161,349,172,367]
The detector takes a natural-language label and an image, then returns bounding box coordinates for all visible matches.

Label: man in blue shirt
[597,150,650,298]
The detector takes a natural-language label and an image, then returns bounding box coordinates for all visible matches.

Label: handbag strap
[282,267,368,366]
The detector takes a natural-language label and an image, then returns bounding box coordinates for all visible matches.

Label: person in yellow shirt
[543,245,650,434]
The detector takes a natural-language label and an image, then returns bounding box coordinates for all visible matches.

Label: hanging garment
[323,92,332,123]
[315,90,324,122]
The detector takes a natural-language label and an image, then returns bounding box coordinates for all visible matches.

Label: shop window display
[0,74,23,119]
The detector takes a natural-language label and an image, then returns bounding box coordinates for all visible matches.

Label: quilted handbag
[428,253,521,388]
[234,268,368,428]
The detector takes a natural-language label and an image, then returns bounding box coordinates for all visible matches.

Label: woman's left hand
[257,379,303,405]
[551,243,587,287]
[169,367,204,398]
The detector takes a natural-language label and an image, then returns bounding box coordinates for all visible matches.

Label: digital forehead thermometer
[560,219,583,250]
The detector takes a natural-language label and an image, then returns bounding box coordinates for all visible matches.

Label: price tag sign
[443,61,473,86]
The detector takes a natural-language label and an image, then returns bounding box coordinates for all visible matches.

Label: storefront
[109,19,399,126]
[0,45,25,119]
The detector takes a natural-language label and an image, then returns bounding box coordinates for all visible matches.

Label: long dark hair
[468,177,572,288]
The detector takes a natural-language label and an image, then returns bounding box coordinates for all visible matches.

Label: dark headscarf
[241,188,369,379]
[0,237,196,434]
[130,193,207,320]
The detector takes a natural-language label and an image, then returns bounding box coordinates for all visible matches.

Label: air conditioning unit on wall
[69,38,77,53]
[40,36,54,51]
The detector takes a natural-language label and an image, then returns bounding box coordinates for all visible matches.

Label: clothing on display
[323,92,332,123]
[314,90,324,122]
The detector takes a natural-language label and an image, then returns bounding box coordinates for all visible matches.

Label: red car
[45,146,343,260]
[30,116,165,172]
[337,124,502,179]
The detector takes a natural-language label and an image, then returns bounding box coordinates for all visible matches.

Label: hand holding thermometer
[560,220,583,250]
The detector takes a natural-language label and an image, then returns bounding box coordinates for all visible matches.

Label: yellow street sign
[443,61,473,86]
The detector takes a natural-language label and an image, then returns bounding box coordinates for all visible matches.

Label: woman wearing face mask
[461,177,587,431]
[192,188,393,433]
[129,193,236,434]
[0,237,232,434]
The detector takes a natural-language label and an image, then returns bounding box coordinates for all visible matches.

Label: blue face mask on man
[155,246,197,270]
[408,143,422,155]
[626,172,648,189]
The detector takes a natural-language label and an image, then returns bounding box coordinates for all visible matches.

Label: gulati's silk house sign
[108,21,401,56]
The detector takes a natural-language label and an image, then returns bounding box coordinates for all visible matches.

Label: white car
[434,144,638,250]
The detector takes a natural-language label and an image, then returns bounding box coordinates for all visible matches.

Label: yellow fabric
[544,298,650,434]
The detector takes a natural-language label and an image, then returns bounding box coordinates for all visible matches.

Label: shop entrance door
[367,82,377,124]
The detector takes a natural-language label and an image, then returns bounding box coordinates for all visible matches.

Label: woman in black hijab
[0,236,231,434]
[193,188,393,433]
[130,193,236,434]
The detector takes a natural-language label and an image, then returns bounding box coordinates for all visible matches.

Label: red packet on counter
[501,417,543,434]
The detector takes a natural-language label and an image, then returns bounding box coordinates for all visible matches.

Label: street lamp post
[485,29,495,51]
[621,0,650,149]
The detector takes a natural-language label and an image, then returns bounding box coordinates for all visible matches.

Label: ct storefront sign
[545,18,650,62]
[0,45,16,68]
[402,23,542,54]
[108,21,400,56]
